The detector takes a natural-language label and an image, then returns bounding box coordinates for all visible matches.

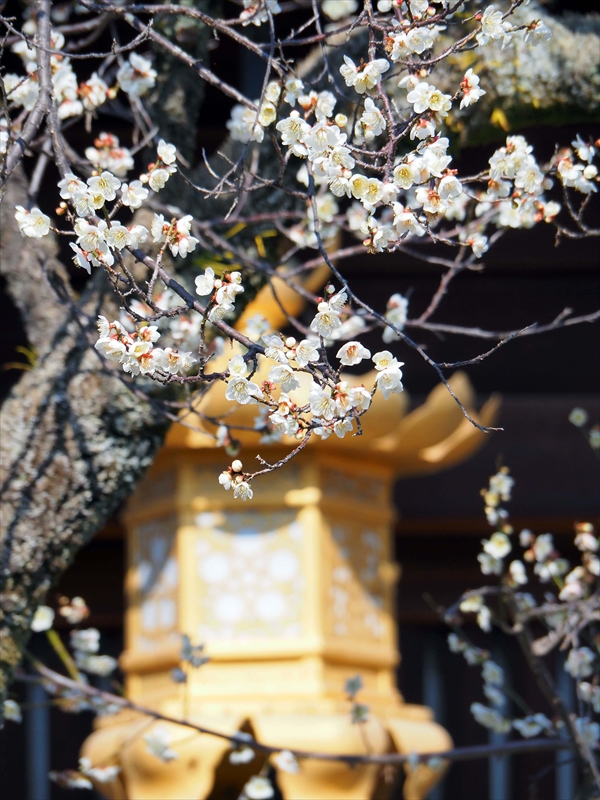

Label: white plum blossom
[349,385,371,412]
[334,418,354,438]
[74,653,118,676]
[478,552,503,576]
[574,717,600,749]
[272,749,300,774]
[532,533,554,562]
[262,334,288,363]
[356,98,386,143]
[337,341,371,366]
[258,101,277,128]
[393,162,417,191]
[310,301,343,338]
[143,728,179,762]
[283,77,303,106]
[70,628,100,654]
[58,173,87,200]
[263,82,281,105]
[156,348,196,375]
[460,69,486,109]
[4,73,39,112]
[229,746,255,764]
[322,0,357,19]
[269,364,300,392]
[314,91,336,120]
[372,350,404,400]
[75,218,108,252]
[31,606,55,632]
[482,532,512,559]
[340,56,390,94]
[393,205,425,239]
[477,6,514,48]
[240,0,281,27]
[460,594,485,614]
[128,225,149,248]
[470,702,511,734]
[407,83,452,117]
[579,683,600,714]
[448,633,467,653]
[382,293,409,343]
[509,560,528,585]
[483,684,503,707]
[439,174,463,201]
[232,479,253,501]
[14,206,51,238]
[225,377,261,405]
[106,223,132,251]
[195,268,216,296]
[309,384,336,421]
[482,661,504,686]
[489,471,515,501]
[157,140,177,165]
[565,648,595,679]
[513,714,553,738]
[276,112,310,156]
[79,73,108,111]
[117,53,157,97]
[87,171,121,202]
[572,136,595,164]
[523,19,552,47]
[575,530,599,552]
[360,216,396,252]
[120,180,149,209]
[294,339,320,367]
[148,168,172,193]
[304,122,344,160]
[243,775,275,800]
[49,772,93,790]
[78,758,121,784]
[227,104,263,143]
[3,700,22,723]
[416,187,447,217]
[170,216,199,258]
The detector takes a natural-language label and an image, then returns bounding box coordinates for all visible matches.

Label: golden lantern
[82,267,498,800]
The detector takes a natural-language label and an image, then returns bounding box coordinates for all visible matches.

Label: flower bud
[231,459,243,473]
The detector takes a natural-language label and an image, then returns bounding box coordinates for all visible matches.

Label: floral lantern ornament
[81,270,498,800]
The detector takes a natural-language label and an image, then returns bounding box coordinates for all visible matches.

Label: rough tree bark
[0,169,170,702]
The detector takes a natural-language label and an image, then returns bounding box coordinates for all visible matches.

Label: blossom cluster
[6,1,598,507]
[49,759,121,791]
[70,627,118,678]
[217,4,598,265]
[448,466,599,751]
[213,288,407,498]
[4,19,156,123]
[15,136,184,280]
[95,317,196,378]
[28,597,118,678]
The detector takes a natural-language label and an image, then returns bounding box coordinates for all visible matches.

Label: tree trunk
[0,273,169,702]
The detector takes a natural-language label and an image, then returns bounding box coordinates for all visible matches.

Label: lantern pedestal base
[83,700,451,800]
[81,372,496,799]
